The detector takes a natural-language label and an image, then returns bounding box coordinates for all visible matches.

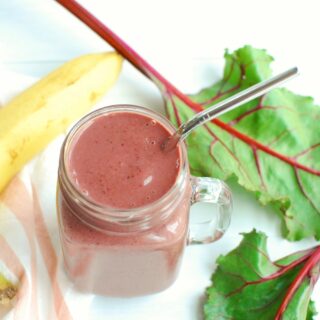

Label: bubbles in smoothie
[145,189,157,202]
[144,137,156,146]
[145,119,157,127]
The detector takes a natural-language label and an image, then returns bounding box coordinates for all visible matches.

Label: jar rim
[59,104,188,223]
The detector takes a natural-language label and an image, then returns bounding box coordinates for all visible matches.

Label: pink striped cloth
[0,71,93,319]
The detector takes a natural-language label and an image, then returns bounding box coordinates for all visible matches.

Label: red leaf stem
[225,247,317,297]
[213,120,320,176]
[275,246,320,319]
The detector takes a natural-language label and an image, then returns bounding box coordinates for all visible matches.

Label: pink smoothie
[68,112,180,208]
[58,110,191,296]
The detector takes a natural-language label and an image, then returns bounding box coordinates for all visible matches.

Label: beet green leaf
[164,46,320,240]
[204,230,320,319]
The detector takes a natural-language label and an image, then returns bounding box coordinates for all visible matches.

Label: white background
[1,0,320,319]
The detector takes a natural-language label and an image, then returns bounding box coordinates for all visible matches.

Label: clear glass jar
[57,105,232,297]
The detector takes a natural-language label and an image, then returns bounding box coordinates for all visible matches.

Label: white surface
[1,1,320,319]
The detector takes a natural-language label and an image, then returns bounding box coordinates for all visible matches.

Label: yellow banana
[0,52,122,193]
[0,273,16,305]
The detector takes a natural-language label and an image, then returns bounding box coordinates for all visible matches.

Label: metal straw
[162,67,298,151]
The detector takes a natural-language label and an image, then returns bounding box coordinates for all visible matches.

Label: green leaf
[204,230,320,320]
[307,301,317,320]
[164,45,320,240]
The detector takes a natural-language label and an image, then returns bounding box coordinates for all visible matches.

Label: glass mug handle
[188,176,232,245]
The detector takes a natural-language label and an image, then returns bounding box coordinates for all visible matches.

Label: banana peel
[0,274,17,305]
[0,52,122,193]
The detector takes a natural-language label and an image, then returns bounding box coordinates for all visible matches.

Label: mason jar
[57,105,232,297]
